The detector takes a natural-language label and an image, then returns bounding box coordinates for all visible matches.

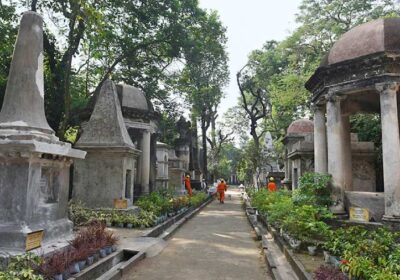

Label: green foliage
[1,0,227,141]
[282,205,332,243]
[292,172,332,207]
[135,192,172,216]
[324,226,369,256]
[0,253,44,280]
[250,187,332,243]
[0,3,17,107]
[190,193,207,207]
[69,192,208,229]
[323,226,400,279]
[230,0,400,170]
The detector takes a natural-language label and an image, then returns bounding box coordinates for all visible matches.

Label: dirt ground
[122,189,271,280]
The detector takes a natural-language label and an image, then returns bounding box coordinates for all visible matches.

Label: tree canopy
[0,0,228,143]
[228,0,400,184]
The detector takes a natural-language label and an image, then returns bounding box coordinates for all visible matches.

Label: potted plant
[113,214,125,228]
[104,231,118,255]
[74,247,89,271]
[66,249,80,275]
[126,215,136,228]
[39,252,66,280]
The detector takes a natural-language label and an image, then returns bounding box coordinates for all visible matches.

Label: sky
[198,0,303,113]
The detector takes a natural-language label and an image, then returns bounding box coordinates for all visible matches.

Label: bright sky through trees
[199,0,302,113]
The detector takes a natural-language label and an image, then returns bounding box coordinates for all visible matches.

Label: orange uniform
[267,182,277,192]
[184,177,193,197]
[217,182,227,203]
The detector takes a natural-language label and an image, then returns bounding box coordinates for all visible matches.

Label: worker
[217,179,228,204]
[267,177,277,192]
[184,175,193,197]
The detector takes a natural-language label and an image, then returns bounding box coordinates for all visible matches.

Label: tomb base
[382,215,400,231]
[0,140,84,254]
[0,218,73,254]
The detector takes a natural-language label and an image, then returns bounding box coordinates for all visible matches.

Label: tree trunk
[210,116,216,182]
[201,121,208,181]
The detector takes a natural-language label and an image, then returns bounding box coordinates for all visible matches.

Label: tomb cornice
[124,119,156,133]
[73,145,141,156]
[308,52,400,102]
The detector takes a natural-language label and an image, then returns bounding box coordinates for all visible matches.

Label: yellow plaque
[25,230,44,251]
[113,199,128,209]
[349,207,369,222]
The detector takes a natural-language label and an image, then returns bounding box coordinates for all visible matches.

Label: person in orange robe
[267,177,277,192]
[217,179,228,203]
[184,175,193,197]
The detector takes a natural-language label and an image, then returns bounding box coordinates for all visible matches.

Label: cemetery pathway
[123,188,271,280]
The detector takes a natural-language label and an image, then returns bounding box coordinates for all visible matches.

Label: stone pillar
[342,115,353,191]
[314,106,328,173]
[141,130,151,194]
[326,96,346,214]
[377,83,400,221]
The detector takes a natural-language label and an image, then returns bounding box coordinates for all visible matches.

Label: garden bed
[246,172,400,280]
[67,249,142,280]
[0,193,214,280]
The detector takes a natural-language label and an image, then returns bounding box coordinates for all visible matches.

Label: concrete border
[143,196,213,239]
[245,199,313,280]
[68,250,140,280]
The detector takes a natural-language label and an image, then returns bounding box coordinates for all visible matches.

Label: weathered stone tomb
[0,12,85,254]
[306,17,400,223]
[73,80,140,208]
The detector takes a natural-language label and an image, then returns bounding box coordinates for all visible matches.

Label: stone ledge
[245,199,312,280]
[143,195,213,238]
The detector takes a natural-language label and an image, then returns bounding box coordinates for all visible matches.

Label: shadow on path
[122,189,271,280]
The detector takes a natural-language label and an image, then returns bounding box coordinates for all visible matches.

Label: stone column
[342,115,353,191]
[377,83,400,221]
[314,106,328,173]
[326,96,346,214]
[141,130,151,194]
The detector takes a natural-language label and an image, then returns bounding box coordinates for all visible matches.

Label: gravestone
[0,11,86,255]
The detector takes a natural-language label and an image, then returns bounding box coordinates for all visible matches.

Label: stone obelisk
[0,11,85,255]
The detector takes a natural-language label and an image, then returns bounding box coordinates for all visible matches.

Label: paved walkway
[123,189,271,280]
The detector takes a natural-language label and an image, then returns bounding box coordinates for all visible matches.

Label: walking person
[267,177,277,192]
[185,175,193,197]
[217,179,228,203]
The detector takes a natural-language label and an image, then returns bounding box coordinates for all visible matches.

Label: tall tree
[240,0,400,164]
[0,2,17,107]
[236,63,272,187]
[179,11,229,180]
[1,0,208,140]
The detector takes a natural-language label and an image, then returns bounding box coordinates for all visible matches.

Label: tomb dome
[287,119,314,135]
[117,84,154,112]
[320,17,400,66]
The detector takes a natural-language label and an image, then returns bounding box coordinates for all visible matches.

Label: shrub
[38,251,67,277]
[251,189,292,217]
[292,172,332,207]
[0,254,44,280]
[323,226,368,257]
[190,193,207,206]
[282,205,332,243]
